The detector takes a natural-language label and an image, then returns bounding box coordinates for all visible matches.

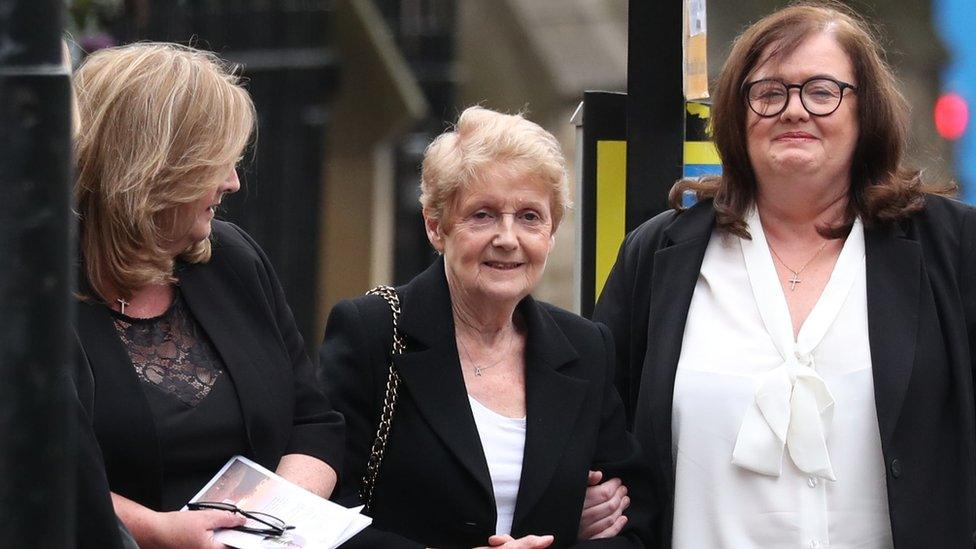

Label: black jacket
[73,220,344,510]
[64,333,132,549]
[593,196,976,548]
[319,258,655,548]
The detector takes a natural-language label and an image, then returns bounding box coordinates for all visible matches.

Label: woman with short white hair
[320,106,654,549]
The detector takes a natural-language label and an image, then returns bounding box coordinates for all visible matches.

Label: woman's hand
[145,509,245,549]
[112,492,245,549]
[475,534,555,548]
[578,470,630,539]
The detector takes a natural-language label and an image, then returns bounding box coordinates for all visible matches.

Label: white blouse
[468,395,526,536]
[671,208,893,549]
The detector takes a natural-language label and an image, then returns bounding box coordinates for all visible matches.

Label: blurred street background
[65,0,974,348]
[1,2,973,541]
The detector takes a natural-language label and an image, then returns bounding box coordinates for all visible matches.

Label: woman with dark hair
[595,3,973,548]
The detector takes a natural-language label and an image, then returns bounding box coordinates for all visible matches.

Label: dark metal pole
[627,0,684,229]
[0,0,74,546]
[577,91,628,318]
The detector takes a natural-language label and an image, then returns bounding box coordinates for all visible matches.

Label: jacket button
[889,458,902,479]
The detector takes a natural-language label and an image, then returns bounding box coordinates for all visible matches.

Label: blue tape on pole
[683,164,723,178]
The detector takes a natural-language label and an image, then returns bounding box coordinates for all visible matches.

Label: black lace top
[111,289,248,510]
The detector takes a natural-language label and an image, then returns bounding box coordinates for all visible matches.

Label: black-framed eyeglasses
[743,76,858,117]
[187,501,294,537]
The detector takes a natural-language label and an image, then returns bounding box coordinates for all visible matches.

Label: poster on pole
[684,0,709,100]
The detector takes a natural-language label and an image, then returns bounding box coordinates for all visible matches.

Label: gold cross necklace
[767,239,829,291]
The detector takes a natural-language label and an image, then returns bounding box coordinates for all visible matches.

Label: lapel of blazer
[393,259,495,503]
[179,258,282,466]
[75,297,163,508]
[511,295,586,530]
[864,221,921,444]
[393,260,589,523]
[638,202,714,489]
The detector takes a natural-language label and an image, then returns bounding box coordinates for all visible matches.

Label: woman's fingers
[582,484,628,522]
[482,534,555,548]
[586,470,603,486]
[195,510,247,549]
[580,481,628,538]
[200,509,247,530]
[590,514,629,539]
[590,492,629,535]
[512,535,555,548]
[155,509,246,549]
[486,534,515,546]
[580,490,629,538]
[582,476,622,509]
[503,535,555,548]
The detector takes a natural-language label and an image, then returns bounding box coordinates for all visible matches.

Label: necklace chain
[767,239,829,291]
[457,329,514,376]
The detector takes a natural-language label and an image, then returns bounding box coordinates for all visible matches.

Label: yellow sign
[684,101,721,178]
[595,140,627,299]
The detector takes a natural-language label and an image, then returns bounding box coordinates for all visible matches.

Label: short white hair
[420,106,571,230]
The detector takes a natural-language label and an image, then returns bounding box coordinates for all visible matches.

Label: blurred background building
[67,0,971,350]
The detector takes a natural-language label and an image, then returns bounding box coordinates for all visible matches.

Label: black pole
[0,1,74,546]
[627,0,684,229]
[578,91,628,318]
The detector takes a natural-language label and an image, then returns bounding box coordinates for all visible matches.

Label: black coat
[593,196,976,548]
[73,221,344,511]
[318,258,655,549]
[65,332,131,549]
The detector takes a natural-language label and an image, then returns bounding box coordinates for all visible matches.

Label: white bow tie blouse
[670,209,893,549]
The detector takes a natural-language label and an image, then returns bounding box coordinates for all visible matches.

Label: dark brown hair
[670,1,954,238]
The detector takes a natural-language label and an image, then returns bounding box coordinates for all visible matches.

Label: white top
[671,208,893,549]
[468,395,527,536]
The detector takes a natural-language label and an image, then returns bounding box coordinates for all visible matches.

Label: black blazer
[73,221,344,510]
[318,258,655,549]
[63,333,131,549]
[593,196,976,548]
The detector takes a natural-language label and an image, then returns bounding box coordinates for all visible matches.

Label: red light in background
[935,92,969,140]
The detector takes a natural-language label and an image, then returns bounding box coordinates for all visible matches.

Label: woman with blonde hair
[72,42,343,548]
[319,106,654,548]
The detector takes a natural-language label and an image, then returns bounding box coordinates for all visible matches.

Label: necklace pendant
[788,273,801,291]
[475,367,483,377]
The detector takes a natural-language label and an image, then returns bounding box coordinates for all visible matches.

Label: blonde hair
[74,42,255,302]
[62,41,80,139]
[420,106,571,231]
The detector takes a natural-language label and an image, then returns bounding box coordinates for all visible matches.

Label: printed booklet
[185,455,371,548]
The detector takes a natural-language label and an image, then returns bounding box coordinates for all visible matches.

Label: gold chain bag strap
[360,285,405,512]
